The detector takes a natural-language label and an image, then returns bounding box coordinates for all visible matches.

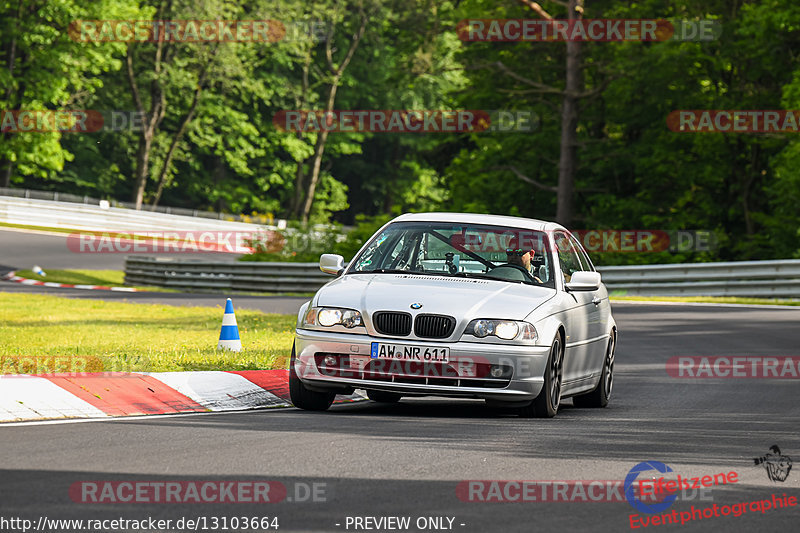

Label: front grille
[313,354,511,388]
[373,311,412,336]
[414,314,456,339]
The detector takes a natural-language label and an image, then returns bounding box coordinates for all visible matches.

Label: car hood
[315,273,555,321]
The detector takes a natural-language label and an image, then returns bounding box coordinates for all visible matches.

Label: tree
[287,0,369,223]
[0,0,133,188]
[125,0,239,209]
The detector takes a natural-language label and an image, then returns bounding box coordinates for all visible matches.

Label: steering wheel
[488,264,543,283]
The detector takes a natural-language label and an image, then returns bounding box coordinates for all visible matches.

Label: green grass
[16,269,126,286]
[13,268,175,292]
[12,268,314,296]
[610,295,800,306]
[0,293,296,374]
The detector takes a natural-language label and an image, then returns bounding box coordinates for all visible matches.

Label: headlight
[494,321,519,340]
[466,319,537,342]
[303,307,363,329]
[473,320,494,338]
[318,309,342,326]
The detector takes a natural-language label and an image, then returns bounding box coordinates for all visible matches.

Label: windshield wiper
[361,268,457,277]
[453,271,530,284]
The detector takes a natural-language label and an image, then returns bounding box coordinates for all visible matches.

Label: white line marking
[147,371,290,411]
[0,405,293,427]
[0,376,107,422]
[610,299,800,310]
[0,226,70,238]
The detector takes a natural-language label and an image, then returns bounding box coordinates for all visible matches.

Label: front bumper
[294,328,551,402]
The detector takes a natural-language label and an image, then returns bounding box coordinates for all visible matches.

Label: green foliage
[0,293,295,372]
[239,213,392,262]
[0,0,136,182]
[2,0,800,265]
[332,213,393,261]
[240,222,343,262]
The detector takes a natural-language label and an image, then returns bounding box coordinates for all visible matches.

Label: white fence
[0,194,276,233]
[124,257,800,297]
[597,259,800,297]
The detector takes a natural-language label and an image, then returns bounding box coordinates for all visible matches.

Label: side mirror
[566,271,601,292]
[320,254,345,276]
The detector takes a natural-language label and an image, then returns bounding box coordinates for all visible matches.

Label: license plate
[370,342,450,363]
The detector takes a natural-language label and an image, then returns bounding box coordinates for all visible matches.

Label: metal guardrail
[599,259,800,297]
[0,187,282,226]
[124,257,800,297]
[125,257,331,293]
[0,195,276,234]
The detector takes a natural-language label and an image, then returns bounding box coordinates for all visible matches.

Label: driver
[505,237,543,283]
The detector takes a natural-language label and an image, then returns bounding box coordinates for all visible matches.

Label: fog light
[322,355,338,367]
[490,365,506,378]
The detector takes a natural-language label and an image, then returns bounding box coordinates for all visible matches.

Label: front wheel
[573,333,614,408]
[289,342,335,411]
[519,335,563,418]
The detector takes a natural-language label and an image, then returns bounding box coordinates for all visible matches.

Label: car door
[553,231,593,385]
[568,233,608,379]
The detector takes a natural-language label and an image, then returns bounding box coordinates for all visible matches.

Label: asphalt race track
[0,281,308,314]
[0,227,235,274]
[1,299,798,532]
[0,228,308,313]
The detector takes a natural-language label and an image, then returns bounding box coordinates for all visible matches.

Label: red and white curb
[0,369,365,423]
[1,271,137,292]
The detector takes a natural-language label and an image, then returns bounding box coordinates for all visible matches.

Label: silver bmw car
[290,212,617,418]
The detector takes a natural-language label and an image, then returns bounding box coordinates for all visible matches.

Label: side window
[569,235,595,272]
[554,232,583,283]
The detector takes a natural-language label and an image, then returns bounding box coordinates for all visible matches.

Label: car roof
[391,212,564,233]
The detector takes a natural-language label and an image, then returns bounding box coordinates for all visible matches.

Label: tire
[573,333,615,408]
[367,390,402,403]
[519,334,563,418]
[289,342,335,411]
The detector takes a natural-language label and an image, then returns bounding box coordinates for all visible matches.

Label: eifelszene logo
[753,445,793,482]
[624,462,737,515]
[625,462,678,514]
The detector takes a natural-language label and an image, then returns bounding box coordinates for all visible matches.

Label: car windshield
[348,221,556,288]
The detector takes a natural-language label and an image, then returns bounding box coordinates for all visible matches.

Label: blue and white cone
[32,265,46,277]
[217,298,242,352]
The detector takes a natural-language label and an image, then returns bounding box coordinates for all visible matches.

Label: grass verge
[10,268,314,297]
[610,295,800,306]
[16,269,126,286]
[0,293,296,374]
[12,269,173,292]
